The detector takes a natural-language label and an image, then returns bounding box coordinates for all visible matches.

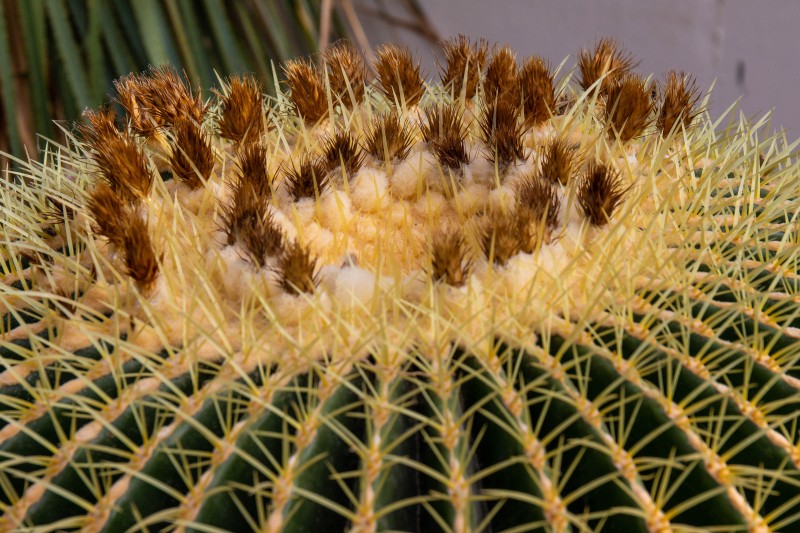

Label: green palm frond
[0,0,353,165]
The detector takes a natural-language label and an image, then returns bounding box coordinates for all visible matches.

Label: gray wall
[358,0,800,139]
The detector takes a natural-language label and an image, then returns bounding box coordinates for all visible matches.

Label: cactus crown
[1,36,800,532]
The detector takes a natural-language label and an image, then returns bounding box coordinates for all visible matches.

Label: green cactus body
[1,38,799,532]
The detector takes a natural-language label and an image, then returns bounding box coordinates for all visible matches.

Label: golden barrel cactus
[1,37,799,532]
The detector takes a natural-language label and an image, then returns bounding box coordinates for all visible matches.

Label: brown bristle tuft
[516,175,560,251]
[236,141,272,198]
[478,98,525,170]
[577,38,637,95]
[421,103,470,170]
[604,74,654,143]
[89,131,154,202]
[81,108,119,145]
[577,162,628,226]
[540,136,576,185]
[222,182,262,241]
[519,56,556,127]
[221,185,283,267]
[657,70,701,137]
[514,208,547,254]
[115,66,205,137]
[374,44,425,107]
[170,118,214,189]
[217,75,266,144]
[484,45,519,105]
[478,210,521,266]
[115,74,147,133]
[364,113,415,163]
[87,184,129,247]
[430,229,471,287]
[440,35,488,99]
[322,41,366,109]
[278,240,319,294]
[222,142,274,261]
[284,58,328,124]
[242,208,284,267]
[322,130,364,175]
[285,155,329,201]
[122,215,160,291]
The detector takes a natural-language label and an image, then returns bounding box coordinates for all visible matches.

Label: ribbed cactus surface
[1,38,800,532]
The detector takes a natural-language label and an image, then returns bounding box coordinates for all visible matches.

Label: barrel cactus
[1,36,799,532]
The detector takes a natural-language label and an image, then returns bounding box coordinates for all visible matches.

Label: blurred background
[2,0,798,166]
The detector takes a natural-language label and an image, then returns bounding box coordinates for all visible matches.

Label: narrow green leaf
[253,0,294,61]
[295,0,320,50]
[54,52,83,123]
[86,1,106,103]
[233,2,270,78]
[278,1,307,54]
[0,1,23,157]
[65,0,88,36]
[201,0,246,74]
[129,0,181,66]
[167,0,213,89]
[110,0,148,66]
[17,0,52,139]
[45,0,91,108]
[97,1,137,76]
